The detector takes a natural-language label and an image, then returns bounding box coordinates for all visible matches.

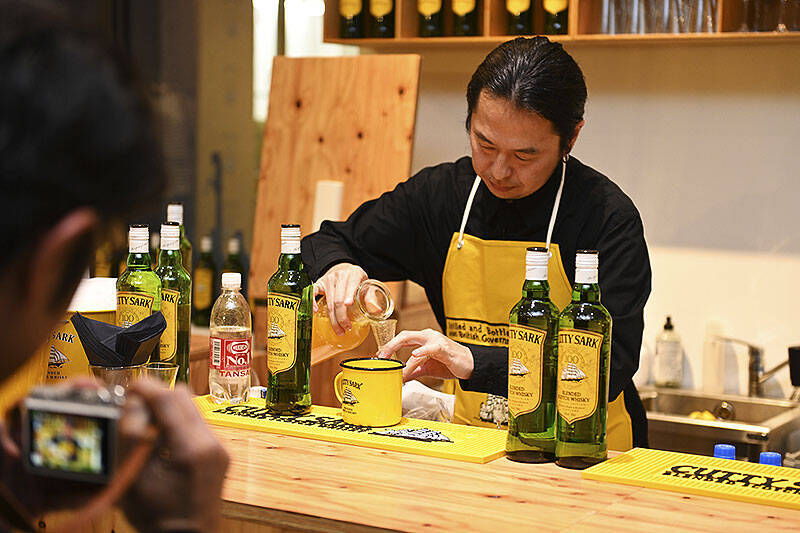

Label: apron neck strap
[457,157,568,252]
[457,176,482,250]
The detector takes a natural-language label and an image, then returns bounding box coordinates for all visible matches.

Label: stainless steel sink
[639,386,800,462]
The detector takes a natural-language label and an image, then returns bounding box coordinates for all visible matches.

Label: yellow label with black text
[116,292,154,328]
[543,0,567,14]
[160,289,180,362]
[340,0,362,18]
[370,0,392,18]
[446,318,507,347]
[452,0,476,16]
[267,292,300,374]
[418,0,442,17]
[506,0,530,15]
[508,324,545,417]
[557,329,603,424]
[193,268,213,310]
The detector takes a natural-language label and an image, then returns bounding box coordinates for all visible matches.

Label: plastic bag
[401,380,455,422]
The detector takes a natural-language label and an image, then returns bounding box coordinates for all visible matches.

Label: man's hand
[313,263,367,335]
[377,329,474,382]
[120,380,229,533]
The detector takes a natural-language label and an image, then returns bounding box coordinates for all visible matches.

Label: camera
[22,385,125,483]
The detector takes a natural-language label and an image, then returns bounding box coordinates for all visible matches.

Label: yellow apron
[441,172,633,452]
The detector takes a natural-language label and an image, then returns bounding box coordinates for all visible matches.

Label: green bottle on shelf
[116,224,161,328]
[340,0,365,38]
[543,0,568,34]
[266,224,313,415]
[507,247,559,463]
[555,250,612,470]
[453,0,480,36]
[156,222,192,383]
[192,235,217,327]
[418,0,444,36]
[507,0,533,34]
[369,0,394,37]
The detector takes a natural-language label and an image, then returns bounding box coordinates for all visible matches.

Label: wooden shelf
[324,0,800,47]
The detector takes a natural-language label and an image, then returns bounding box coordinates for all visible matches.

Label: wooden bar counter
[214,425,800,532]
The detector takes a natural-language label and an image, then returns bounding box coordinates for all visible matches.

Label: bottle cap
[160,222,180,251]
[221,272,241,290]
[713,443,736,460]
[525,246,549,281]
[575,249,599,284]
[281,224,301,254]
[201,235,213,253]
[228,236,241,255]
[129,224,149,253]
[167,203,184,225]
[759,452,782,466]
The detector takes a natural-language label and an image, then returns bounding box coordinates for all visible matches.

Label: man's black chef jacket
[302,156,652,446]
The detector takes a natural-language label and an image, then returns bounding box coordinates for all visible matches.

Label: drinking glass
[143,362,179,389]
[90,364,143,389]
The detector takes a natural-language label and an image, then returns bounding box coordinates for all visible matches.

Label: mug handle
[334,372,344,404]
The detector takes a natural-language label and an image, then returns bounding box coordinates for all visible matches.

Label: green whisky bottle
[116,225,161,328]
[192,235,217,327]
[266,224,313,415]
[507,0,533,35]
[543,0,568,34]
[507,247,559,463]
[167,203,193,274]
[556,250,612,470]
[155,222,192,383]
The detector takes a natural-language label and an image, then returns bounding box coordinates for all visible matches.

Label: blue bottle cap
[759,452,782,466]
[714,444,736,460]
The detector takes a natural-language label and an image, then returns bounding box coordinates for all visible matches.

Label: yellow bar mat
[582,447,800,510]
[195,395,507,464]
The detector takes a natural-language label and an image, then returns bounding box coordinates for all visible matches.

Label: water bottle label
[267,292,300,375]
[556,329,603,424]
[508,324,546,417]
[210,336,251,377]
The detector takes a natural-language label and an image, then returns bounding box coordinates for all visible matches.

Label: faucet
[714,336,788,397]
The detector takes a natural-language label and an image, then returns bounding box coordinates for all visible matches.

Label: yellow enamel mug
[334,358,404,427]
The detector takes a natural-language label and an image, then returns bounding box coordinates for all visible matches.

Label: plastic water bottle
[209,272,251,403]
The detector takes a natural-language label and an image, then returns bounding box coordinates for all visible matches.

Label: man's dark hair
[466,37,587,153]
[0,0,165,277]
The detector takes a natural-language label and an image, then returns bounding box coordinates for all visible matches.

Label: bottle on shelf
[266,224,313,415]
[209,272,252,404]
[155,222,192,384]
[543,0,568,34]
[192,235,217,327]
[340,0,365,38]
[654,316,683,388]
[453,0,480,36]
[116,224,161,328]
[369,0,394,37]
[418,0,444,36]
[223,235,247,300]
[507,0,533,35]
[506,247,559,463]
[92,239,114,278]
[166,203,193,274]
[555,250,612,470]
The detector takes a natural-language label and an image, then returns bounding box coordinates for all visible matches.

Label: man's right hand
[120,380,229,533]
[313,263,367,335]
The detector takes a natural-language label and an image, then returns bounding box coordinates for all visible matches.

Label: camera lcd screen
[29,410,108,475]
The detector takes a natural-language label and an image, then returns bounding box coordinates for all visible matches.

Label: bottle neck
[522,279,550,299]
[278,253,303,271]
[571,282,601,303]
[159,248,183,267]
[127,252,153,270]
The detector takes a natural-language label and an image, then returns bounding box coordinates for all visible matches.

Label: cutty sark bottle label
[267,292,300,374]
[116,292,154,328]
[556,329,603,424]
[508,324,546,417]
